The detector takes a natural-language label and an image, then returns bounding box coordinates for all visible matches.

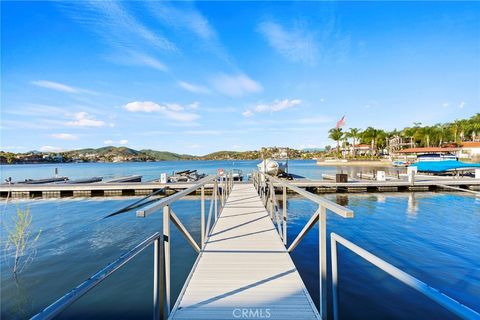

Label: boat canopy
[410,160,480,173]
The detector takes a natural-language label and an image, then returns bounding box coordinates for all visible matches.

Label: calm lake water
[1,161,479,319]
[0,159,401,182]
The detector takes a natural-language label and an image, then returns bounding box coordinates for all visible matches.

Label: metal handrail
[330,233,480,320]
[252,170,354,320]
[137,175,216,217]
[30,172,236,320]
[31,232,162,320]
[262,173,353,218]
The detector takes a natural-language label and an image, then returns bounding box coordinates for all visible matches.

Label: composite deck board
[170,183,319,320]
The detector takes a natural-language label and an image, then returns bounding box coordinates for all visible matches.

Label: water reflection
[407,192,419,217]
[335,195,349,206]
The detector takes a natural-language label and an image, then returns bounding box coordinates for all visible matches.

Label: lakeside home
[458,141,480,160]
[396,143,480,162]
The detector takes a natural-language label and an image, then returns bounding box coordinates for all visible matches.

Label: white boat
[257,159,287,176]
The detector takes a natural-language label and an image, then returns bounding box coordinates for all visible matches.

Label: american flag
[335,115,346,129]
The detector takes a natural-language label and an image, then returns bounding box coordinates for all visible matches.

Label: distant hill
[1,146,324,164]
[61,146,195,161]
[139,149,195,161]
[72,146,141,156]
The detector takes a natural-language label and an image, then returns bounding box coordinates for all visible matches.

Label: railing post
[214,180,218,220]
[267,184,273,221]
[319,205,327,320]
[201,186,205,248]
[282,186,287,246]
[331,236,339,320]
[221,178,225,207]
[269,183,274,220]
[163,206,171,315]
[153,237,165,320]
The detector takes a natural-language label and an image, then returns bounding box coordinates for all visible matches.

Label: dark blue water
[1,192,479,319]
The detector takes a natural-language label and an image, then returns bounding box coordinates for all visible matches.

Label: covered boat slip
[170,183,319,319]
[411,160,480,173]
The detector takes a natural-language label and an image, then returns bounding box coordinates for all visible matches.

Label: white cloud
[442,102,449,107]
[242,110,254,117]
[255,99,301,113]
[459,101,466,109]
[31,80,97,95]
[104,140,113,145]
[119,139,128,145]
[242,99,301,117]
[40,146,64,152]
[188,101,200,109]
[51,133,78,140]
[124,101,200,122]
[146,2,216,40]
[211,74,262,97]
[66,1,176,51]
[128,51,168,71]
[258,21,318,65]
[32,80,78,93]
[145,2,230,61]
[178,81,210,94]
[63,1,175,72]
[65,112,106,127]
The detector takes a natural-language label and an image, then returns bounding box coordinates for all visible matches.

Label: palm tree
[401,127,416,147]
[346,128,361,158]
[328,128,344,157]
[450,120,462,143]
[361,127,378,157]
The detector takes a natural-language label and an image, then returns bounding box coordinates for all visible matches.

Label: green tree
[4,207,42,275]
[346,128,361,158]
[328,128,344,157]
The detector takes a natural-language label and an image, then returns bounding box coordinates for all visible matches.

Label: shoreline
[316,159,393,167]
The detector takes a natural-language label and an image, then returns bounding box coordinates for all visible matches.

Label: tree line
[328,113,480,156]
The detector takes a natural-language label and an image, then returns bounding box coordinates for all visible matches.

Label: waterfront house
[458,141,480,160]
[341,143,376,157]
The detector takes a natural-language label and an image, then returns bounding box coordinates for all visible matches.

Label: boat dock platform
[169,183,319,319]
[2,177,480,198]
[31,173,480,320]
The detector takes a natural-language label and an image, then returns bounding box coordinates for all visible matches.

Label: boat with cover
[410,160,480,173]
[257,159,287,176]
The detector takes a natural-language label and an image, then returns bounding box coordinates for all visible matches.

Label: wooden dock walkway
[169,183,319,319]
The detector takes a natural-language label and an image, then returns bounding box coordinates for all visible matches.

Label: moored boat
[105,175,142,183]
[257,159,287,176]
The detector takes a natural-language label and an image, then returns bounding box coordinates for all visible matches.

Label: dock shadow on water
[1,192,479,319]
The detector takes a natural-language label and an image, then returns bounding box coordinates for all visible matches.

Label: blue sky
[1,1,479,155]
